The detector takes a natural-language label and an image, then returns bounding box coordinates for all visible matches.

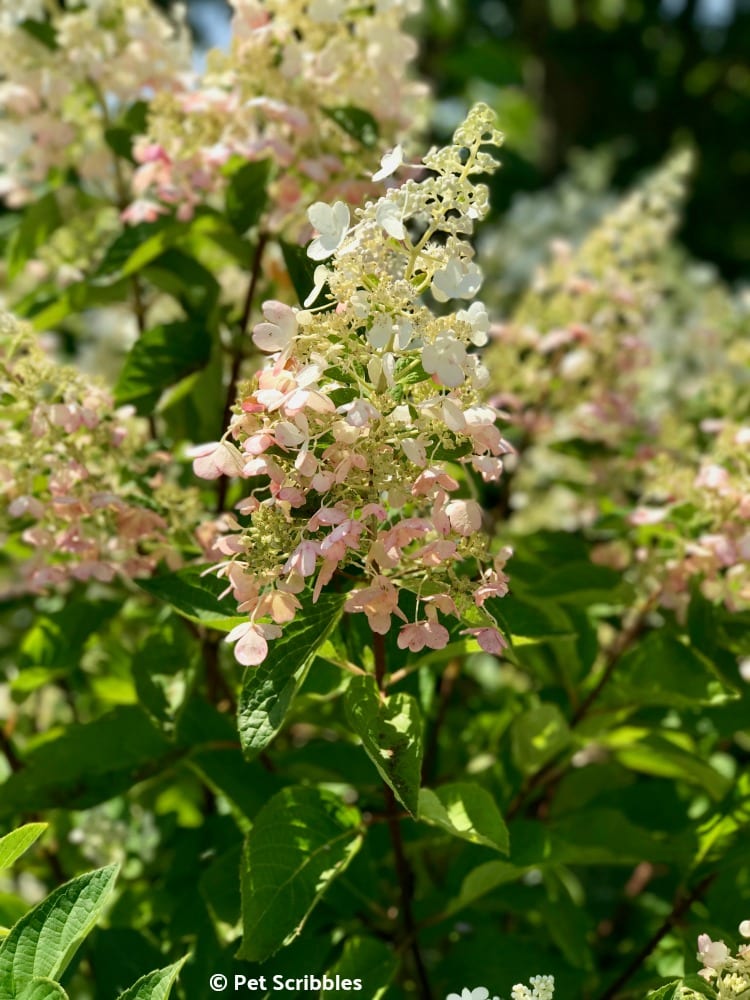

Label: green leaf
[602,729,730,800]
[539,873,593,969]
[143,249,220,316]
[18,19,58,49]
[199,846,242,942]
[610,632,738,708]
[0,865,118,995]
[645,983,681,1000]
[104,100,148,164]
[224,159,271,234]
[238,786,363,962]
[279,240,320,306]
[322,106,379,148]
[345,675,423,816]
[486,594,574,641]
[114,320,213,414]
[116,956,188,1000]
[96,219,176,277]
[510,704,570,775]
[0,708,175,817]
[7,193,62,280]
[418,783,509,853]
[237,592,346,757]
[442,860,527,918]
[17,980,68,1000]
[137,566,245,632]
[322,938,397,999]
[0,826,47,871]
[158,335,225,443]
[531,561,628,601]
[549,808,689,865]
[25,278,130,332]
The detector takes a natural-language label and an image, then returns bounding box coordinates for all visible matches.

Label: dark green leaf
[7,193,62,280]
[486,594,574,641]
[142,249,220,316]
[610,632,738,709]
[114,320,213,414]
[510,704,570,774]
[418,783,509,852]
[97,220,185,279]
[345,675,423,816]
[238,786,362,962]
[0,708,176,816]
[104,101,149,164]
[645,983,681,1000]
[18,19,58,49]
[532,561,628,601]
[280,240,320,306]
[237,592,346,757]
[442,860,526,918]
[224,159,271,234]
[602,728,731,800]
[322,106,379,148]
[322,938,397,999]
[137,566,245,632]
[550,808,691,865]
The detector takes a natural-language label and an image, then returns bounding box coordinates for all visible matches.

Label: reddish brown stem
[216,232,269,513]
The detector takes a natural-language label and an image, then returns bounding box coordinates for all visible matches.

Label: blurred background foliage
[179,0,750,280]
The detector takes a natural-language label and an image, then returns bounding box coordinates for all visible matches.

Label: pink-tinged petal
[252,321,293,353]
[190,441,245,480]
[397,621,450,652]
[225,622,273,666]
[445,499,483,536]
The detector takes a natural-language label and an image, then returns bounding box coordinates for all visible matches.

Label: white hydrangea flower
[376,200,407,239]
[432,258,483,302]
[307,201,351,260]
[252,300,298,353]
[303,265,331,307]
[446,988,491,1000]
[422,331,467,387]
[308,0,349,22]
[457,301,490,346]
[372,143,404,181]
[510,975,555,1000]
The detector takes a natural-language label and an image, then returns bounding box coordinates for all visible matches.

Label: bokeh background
[176,0,750,282]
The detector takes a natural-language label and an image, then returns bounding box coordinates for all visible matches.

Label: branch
[216,231,269,513]
[570,591,659,727]
[506,592,660,820]
[421,657,461,784]
[0,726,23,773]
[596,873,716,1000]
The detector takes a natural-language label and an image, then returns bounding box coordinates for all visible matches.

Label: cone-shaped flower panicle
[194,104,512,666]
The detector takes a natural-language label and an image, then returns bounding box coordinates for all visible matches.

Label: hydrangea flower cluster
[485,151,691,448]
[445,977,554,1000]
[509,976,555,1000]
[129,0,426,229]
[677,923,750,998]
[480,153,693,533]
[628,420,750,615]
[0,313,199,596]
[194,104,512,666]
[0,0,190,207]
[477,149,617,312]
